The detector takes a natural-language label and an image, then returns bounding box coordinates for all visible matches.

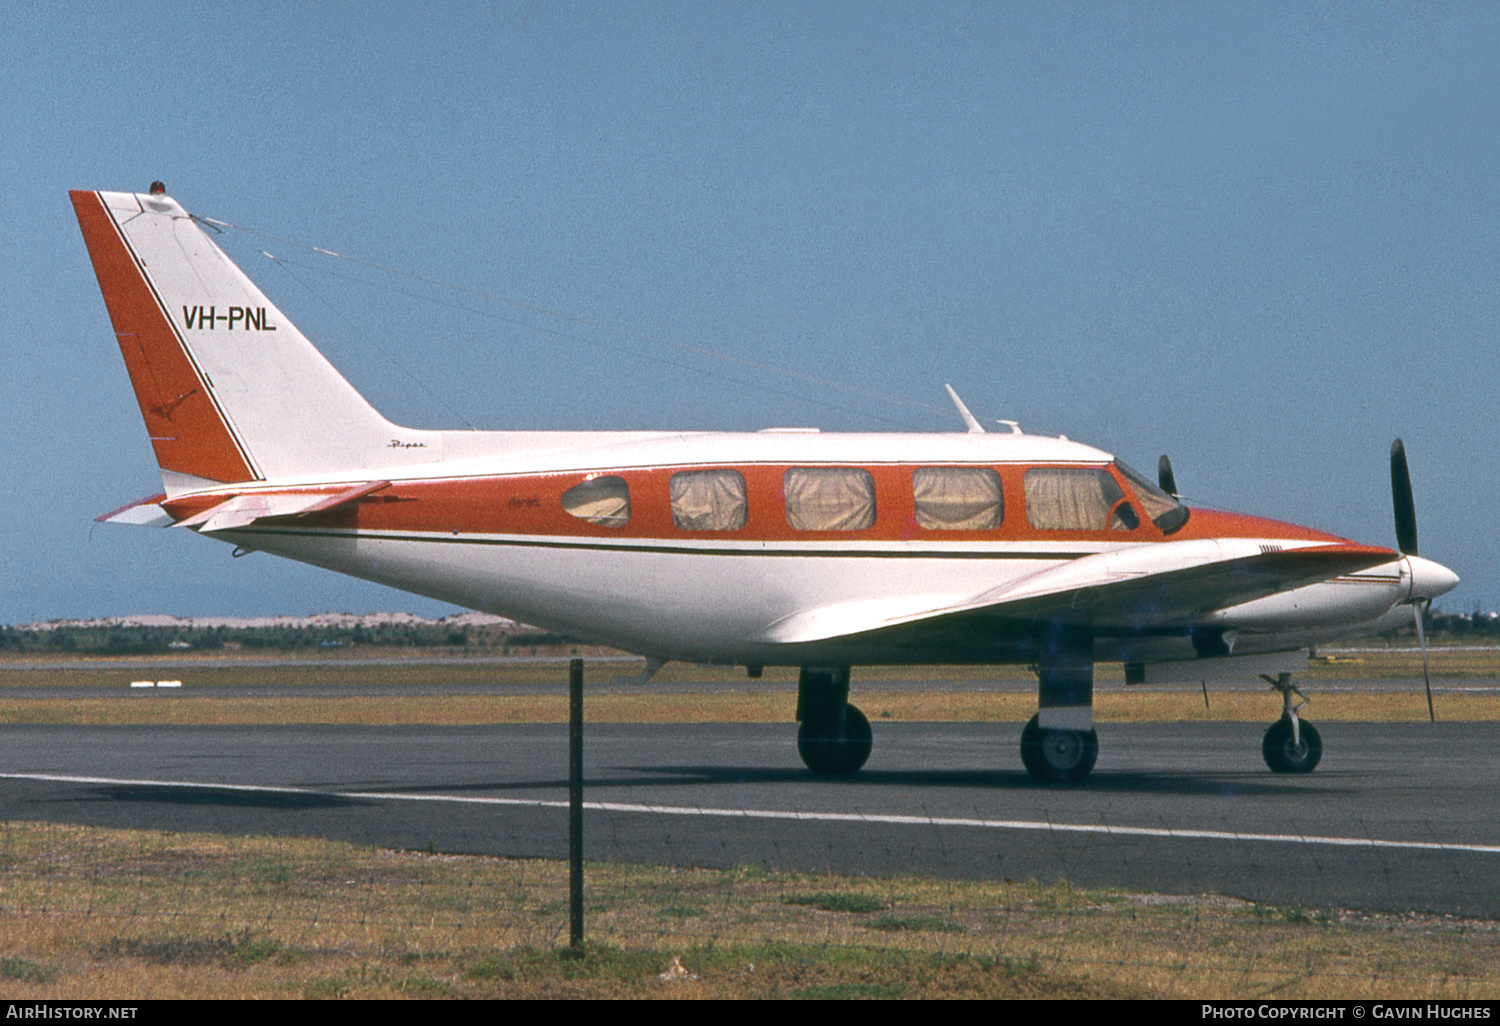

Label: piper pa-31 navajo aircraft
[73,184,1460,783]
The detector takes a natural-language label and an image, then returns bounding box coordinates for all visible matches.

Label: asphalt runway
[0,717,1497,918]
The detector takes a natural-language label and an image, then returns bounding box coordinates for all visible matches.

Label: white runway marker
[4,772,1499,856]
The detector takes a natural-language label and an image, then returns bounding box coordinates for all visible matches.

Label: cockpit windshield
[1114,461,1190,534]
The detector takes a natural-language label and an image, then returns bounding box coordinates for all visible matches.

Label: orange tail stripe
[70,190,256,484]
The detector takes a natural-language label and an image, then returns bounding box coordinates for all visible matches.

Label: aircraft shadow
[83,785,374,810]
[623,765,1336,796]
[385,766,1333,798]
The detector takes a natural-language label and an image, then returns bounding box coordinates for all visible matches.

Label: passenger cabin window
[1024,467,1137,531]
[670,469,747,531]
[561,475,631,528]
[784,467,876,531]
[913,467,1004,530]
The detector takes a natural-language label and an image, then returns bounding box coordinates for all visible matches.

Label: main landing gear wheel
[1019,715,1098,784]
[1262,716,1322,774]
[797,704,873,776]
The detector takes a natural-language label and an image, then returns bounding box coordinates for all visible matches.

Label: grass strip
[1,649,1494,725]
[0,689,1497,726]
[0,822,1494,999]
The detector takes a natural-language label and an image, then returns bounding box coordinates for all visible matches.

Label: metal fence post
[569,657,584,948]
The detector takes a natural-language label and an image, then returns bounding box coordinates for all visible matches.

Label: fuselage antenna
[943,384,986,434]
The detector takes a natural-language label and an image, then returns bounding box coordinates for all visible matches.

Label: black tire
[797,704,873,776]
[1019,714,1098,784]
[1262,717,1322,774]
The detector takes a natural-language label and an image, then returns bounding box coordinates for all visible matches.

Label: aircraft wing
[97,482,390,533]
[757,539,1397,645]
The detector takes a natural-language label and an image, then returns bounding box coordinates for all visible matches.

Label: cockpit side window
[1113,461,1190,534]
[1024,467,1128,531]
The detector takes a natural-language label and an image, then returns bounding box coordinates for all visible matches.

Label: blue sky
[2,1,1495,622]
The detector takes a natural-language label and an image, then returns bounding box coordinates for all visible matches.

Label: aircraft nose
[1408,556,1460,601]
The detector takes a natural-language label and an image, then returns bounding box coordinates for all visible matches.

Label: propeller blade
[1158,454,1178,497]
[1413,599,1435,723]
[1391,438,1418,556]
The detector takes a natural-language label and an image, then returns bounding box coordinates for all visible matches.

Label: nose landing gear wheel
[1020,714,1098,783]
[1262,716,1322,773]
[797,704,873,776]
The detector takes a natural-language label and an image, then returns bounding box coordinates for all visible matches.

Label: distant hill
[0,612,584,656]
[13,611,518,631]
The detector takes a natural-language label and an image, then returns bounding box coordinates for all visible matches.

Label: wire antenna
[200,213,947,424]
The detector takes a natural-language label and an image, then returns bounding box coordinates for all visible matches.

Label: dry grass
[0,676,1497,727]
[0,648,1496,727]
[6,690,1500,726]
[0,822,1495,1000]
[1308,647,1500,678]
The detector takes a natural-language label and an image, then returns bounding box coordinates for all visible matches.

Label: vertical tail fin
[71,188,422,490]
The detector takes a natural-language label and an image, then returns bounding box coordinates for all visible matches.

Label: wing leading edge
[757,539,1398,646]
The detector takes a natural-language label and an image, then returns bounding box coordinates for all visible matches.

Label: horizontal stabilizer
[172,481,390,533]
[96,494,173,528]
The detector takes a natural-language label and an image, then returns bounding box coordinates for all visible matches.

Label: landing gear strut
[1262,672,1322,774]
[1021,631,1099,784]
[795,666,872,776]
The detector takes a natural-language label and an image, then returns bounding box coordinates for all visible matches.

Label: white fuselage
[189,427,1443,667]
